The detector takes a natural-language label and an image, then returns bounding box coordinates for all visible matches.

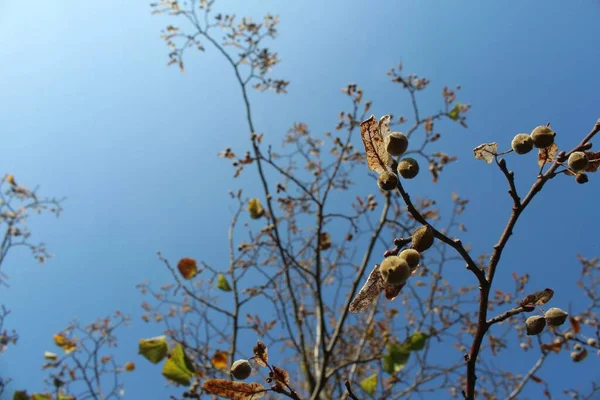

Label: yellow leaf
[53,333,76,354]
[248,198,264,219]
[138,336,168,364]
[5,174,17,186]
[44,351,58,361]
[211,350,228,370]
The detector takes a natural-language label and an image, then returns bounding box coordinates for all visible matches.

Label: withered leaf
[540,341,562,353]
[571,348,588,362]
[569,316,581,334]
[360,115,394,174]
[253,341,268,367]
[203,379,266,399]
[473,142,497,164]
[520,288,554,307]
[584,151,600,172]
[384,281,405,301]
[272,366,290,386]
[349,264,385,313]
[538,143,558,167]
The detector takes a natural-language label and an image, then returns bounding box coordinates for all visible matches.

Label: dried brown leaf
[253,341,268,367]
[473,142,497,164]
[520,288,554,307]
[203,379,266,399]
[584,151,600,172]
[537,143,558,167]
[384,282,405,301]
[569,316,581,334]
[360,115,394,174]
[272,366,290,386]
[349,264,385,313]
[571,348,588,362]
[540,341,562,353]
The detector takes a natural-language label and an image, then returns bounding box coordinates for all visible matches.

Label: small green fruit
[511,133,534,154]
[568,152,589,172]
[377,171,398,191]
[544,307,568,327]
[411,226,434,252]
[385,133,409,156]
[530,126,556,149]
[379,256,411,285]
[230,359,252,380]
[397,157,420,179]
[575,173,589,184]
[399,249,420,269]
[525,315,546,336]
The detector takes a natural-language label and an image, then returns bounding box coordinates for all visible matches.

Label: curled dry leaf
[272,366,290,386]
[203,379,266,400]
[569,316,581,334]
[473,142,497,164]
[53,334,77,354]
[540,341,562,353]
[584,151,600,172]
[349,264,385,313]
[253,341,268,367]
[360,115,394,174]
[520,288,554,307]
[538,143,558,167]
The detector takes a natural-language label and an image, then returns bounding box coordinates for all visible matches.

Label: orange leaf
[203,379,266,399]
[537,143,558,167]
[569,316,581,334]
[359,115,394,174]
[253,341,268,367]
[53,333,77,354]
[125,362,135,372]
[211,350,228,370]
[177,258,198,280]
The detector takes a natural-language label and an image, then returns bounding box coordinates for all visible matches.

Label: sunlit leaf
[405,332,428,351]
[203,379,266,399]
[473,142,497,164]
[383,343,410,374]
[584,151,600,172]
[349,265,385,313]
[217,274,232,291]
[520,288,554,307]
[53,334,76,354]
[540,341,562,353]
[253,341,268,367]
[273,366,290,386]
[538,143,558,167]
[5,174,17,186]
[360,373,378,396]
[448,103,461,121]
[31,394,52,400]
[211,350,228,370]
[248,198,265,219]
[360,115,394,174]
[162,344,195,386]
[177,258,198,280]
[57,395,75,400]
[138,336,168,364]
[44,351,58,361]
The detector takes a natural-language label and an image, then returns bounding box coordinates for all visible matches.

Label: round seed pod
[544,307,568,327]
[587,338,597,347]
[399,249,420,269]
[526,315,546,336]
[397,157,420,179]
[377,171,399,191]
[230,359,252,380]
[564,331,574,340]
[568,152,589,172]
[574,343,582,351]
[411,226,434,252]
[385,133,409,157]
[379,256,411,285]
[511,133,534,154]
[530,126,556,149]
[575,173,589,184]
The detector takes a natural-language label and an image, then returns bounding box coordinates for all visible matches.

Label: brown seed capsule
[526,315,546,335]
[568,152,589,172]
[411,226,434,252]
[544,307,568,327]
[575,173,589,184]
[397,157,420,179]
[379,256,411,285]
[399,249,420,269]
[377,171,399,191]
[385,133,409,156]
[530,126,556,149]
[564,331,574,340]
[587,338,597,347]
[230,359,252,380]
[511,133,534,154]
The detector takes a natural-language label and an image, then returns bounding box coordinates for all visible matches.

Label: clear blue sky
[1,0,599,398]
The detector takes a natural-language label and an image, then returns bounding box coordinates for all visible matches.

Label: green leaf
[359,373,378,396]
[139,336,168,364]
[405,332,428,351]
[217,274,232,292]
[12,391,28,400]
[382,343,410,374]
[162,343,195,386]
[31,394,52,400]
[448,103,461,121]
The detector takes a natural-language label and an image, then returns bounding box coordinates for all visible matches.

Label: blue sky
[1,0,599,398]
